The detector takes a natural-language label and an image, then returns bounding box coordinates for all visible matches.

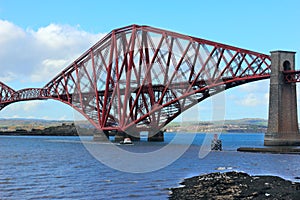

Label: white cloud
[0,100,75,120]
[58,115,69,121]
[41,116,51,120]
[23,101,43,111]
[0,71,17,82]
[3,101,43,112]
[238,93,267,107]
[238,79,269,93]
[241,93,259,106]
[0,20,105,85]
[0,20,26,43]
[30,58,70,82]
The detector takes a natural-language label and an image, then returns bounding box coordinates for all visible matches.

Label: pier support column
[114,131,125,142]
[114,131,141,142]
[265,51,300,146]
[93,130,109,141]
[148,130,164,142]
[127,130,141,141]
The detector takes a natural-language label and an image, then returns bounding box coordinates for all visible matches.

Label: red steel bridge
[0,25,299,138]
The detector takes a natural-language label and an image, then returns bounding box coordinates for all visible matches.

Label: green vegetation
[0,118,93,136]
[166,118,268,133]
[0,118,269,135]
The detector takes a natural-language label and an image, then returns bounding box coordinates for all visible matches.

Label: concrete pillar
[114,131,125,142]
[127,131,141,141]
[114,131,141,142]
[93,130,109,141]
[148,130,164,142]
[265,51,300,146]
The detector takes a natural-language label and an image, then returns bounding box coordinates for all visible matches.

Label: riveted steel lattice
[0,25,272,132]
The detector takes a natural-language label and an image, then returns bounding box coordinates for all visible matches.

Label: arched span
[0,25,271,132]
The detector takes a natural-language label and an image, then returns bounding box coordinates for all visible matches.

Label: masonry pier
[93,130,164,142]
[265,51,300,146]
[148,130,164,142]
[93,130,110,142]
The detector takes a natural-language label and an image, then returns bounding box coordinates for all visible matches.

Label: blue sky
[0,0,299,121]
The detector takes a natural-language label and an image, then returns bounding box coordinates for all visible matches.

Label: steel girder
[0,82,47,110]
[283,70,300,82]
[0,82,15,109]
[0,25,272,132]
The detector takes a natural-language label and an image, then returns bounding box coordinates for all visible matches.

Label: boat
[120,137,133,145]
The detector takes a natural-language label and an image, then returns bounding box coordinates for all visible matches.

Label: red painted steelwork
[0,82,16,109]
[0,25,272,133]
[283,70,300,83]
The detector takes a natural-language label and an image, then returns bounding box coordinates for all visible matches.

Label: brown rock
[169,172,300,200]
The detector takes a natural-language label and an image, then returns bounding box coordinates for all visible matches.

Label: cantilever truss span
[0,24,272,133]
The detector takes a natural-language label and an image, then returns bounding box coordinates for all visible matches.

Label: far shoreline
[0,131,265,137]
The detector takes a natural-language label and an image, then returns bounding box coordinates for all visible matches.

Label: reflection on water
[1,133,300,199]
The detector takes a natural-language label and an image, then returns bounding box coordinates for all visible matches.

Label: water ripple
[1,134,300,199]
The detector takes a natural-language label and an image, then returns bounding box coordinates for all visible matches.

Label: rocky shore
[169,171,300,200]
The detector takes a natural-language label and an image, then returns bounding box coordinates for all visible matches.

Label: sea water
[1,133,300,199]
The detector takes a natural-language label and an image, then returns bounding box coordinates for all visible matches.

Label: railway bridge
[0,25,299,145]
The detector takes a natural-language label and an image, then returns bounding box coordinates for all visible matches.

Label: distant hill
[224,118,267,126]
[0,117,267,123]
[0,117,268,133]
[0,118,73,127]
[0,117,268,127]
[166,118,268,133]
[0,118,97,136]
[166,118,267,126]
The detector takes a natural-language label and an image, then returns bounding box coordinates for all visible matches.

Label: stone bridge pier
[265,51,300,146]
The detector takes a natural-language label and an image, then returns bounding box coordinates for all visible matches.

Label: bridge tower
[265,51,300,145]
